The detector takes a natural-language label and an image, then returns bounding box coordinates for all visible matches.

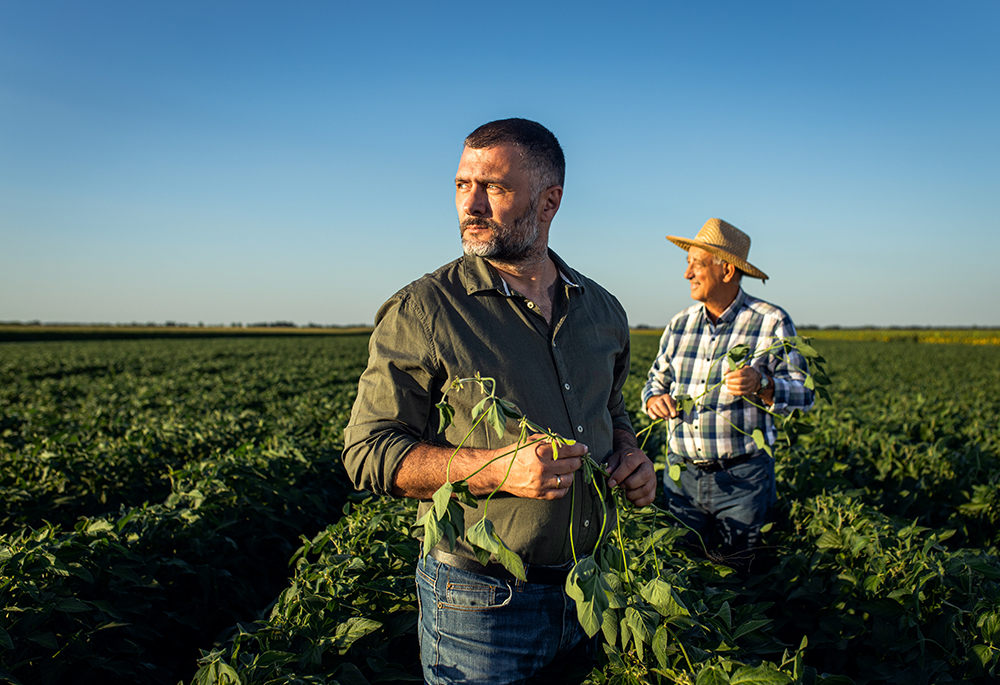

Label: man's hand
[724,367,774,405]
[645,394,677,419]
[605,446,656,507]
[486,434,587,500]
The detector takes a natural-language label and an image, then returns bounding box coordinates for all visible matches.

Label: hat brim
[666,236,769,281]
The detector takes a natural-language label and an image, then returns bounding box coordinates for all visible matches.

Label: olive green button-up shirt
[342,251,634,566]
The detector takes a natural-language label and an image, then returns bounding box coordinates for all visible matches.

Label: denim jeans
[415,552,593,684]
[662,452,775,561]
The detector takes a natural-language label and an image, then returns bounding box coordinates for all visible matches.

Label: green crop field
[2,333,999,684]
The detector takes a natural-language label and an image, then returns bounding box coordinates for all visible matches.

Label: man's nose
[461,186,489,217]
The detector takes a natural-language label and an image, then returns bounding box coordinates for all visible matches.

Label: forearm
[391,442,505,500]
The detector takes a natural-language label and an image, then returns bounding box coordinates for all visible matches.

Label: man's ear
[538,185,563,224]
[722,262,739,283]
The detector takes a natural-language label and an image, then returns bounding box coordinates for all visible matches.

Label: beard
[460,197,542,266]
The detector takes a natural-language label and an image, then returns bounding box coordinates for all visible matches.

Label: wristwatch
[757,371,771,394]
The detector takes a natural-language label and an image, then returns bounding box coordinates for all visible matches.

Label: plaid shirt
[641,289,814,462]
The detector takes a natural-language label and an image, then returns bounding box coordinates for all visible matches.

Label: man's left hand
[605,447,656,507]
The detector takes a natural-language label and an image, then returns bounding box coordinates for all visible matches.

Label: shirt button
[564,383,571,390]
[527,302,534,309]
[584,519,591,527]
[577,425,584,433]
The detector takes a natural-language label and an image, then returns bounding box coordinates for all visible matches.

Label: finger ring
[556,475,562,488]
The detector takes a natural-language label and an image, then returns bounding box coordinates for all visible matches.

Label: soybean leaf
[641,578,689,618]
[436,401,455,431]
[728,344,752,368]
[675,394,696,415]
[451,481,477,507]
[732,618,772,640]
[601,606,620,647]
[432,482,455,520]
[497,398,522,419]
[467,518,525,581]
[417,508,443,556]
[653,624,670,671]
[0,625,12,650]
[486,403,506,439]
[668,462,683,485]
[330,617,383,655]
[696,666,731,685]
[625,605,660,660]
[730,664,794,684]
[565,557,611,638]
[471,397,490,422]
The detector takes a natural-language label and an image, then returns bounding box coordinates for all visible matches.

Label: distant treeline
[0,322,373,342]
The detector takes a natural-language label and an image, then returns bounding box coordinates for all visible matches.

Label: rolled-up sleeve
[342,293,438,496]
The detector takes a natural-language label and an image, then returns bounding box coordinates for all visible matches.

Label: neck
[703,287,740,323]
[491,251,557,299]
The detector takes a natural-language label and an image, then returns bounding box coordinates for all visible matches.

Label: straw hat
[666,218,769,281]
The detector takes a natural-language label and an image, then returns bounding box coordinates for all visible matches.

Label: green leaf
[751,429,767,451]
[730,663,794,684]
[696,665,732,685]
[56,597,90,614]
[640,578,689,618]
[727,344,752,368]
[731,618,772,639]
[0,625,12,650]
[329,616,383,655]
[436,401,455,431]
[27,631,58,650]
[816,530,843,549]
[715,601,733,630]
[668,462,683,484]
[466,518,524,581]
[565,557,611,638]
[601,606,620,647]
[652,624,670,671]
[471,396,490,421]
[625,604,660,651]
[676,394,696,415]
[486,403,506,439]
[432,482,455,520]
[418,509,443,556]
[496,398,522,419]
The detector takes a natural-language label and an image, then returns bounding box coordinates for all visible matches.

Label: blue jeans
[415,552,593,684]
[662,452,775,560]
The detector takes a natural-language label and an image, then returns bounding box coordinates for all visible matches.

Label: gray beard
[461,199,543,267]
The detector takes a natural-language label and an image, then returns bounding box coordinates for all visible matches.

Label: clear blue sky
[3,1,998,327]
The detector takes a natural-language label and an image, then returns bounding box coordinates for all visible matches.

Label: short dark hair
[464,118,565,189]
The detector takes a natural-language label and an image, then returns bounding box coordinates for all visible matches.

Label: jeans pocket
[442,575,513,611]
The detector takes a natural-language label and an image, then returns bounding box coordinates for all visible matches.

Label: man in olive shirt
[343,118,655,684]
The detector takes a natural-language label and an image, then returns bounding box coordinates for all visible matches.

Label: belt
[682,452,757,473]
[428,547,572,586]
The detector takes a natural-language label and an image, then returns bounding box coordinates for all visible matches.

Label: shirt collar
[462,250,583,296]
[702,288,746,326]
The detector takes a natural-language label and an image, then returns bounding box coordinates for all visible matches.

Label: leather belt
[428,547,572,586]
[683,452,756,473]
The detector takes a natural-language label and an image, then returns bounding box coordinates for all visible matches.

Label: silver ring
[556,475,562,488]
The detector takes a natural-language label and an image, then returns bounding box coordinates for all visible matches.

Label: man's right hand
[486,434,587,500]
[645,394,678,419]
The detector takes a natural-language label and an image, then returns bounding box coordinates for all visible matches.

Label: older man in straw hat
[641,218,814,571]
